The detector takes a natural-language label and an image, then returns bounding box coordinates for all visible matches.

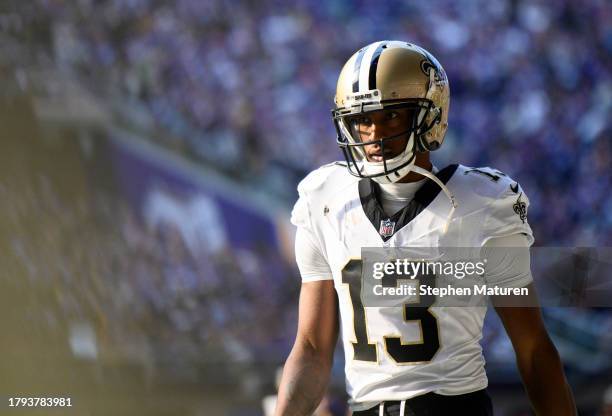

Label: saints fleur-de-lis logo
[415,46,447,83]
[513,193,527,224]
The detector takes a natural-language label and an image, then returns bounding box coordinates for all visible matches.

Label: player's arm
[274,279,339,416]
[482,182,576,415]
[485,234,576,415]
[493,285,576,416]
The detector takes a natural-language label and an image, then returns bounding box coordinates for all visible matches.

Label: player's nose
[365,122,386,141]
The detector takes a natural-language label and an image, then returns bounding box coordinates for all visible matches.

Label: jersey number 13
[341,259,440,364]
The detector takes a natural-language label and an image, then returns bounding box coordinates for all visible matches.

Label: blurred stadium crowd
[21,0,612,245]
[1,0,611,414]
[1,145,298,368]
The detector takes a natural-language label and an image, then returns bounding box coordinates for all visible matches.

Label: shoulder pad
[297,162,348,195]
[291,162,349,230]
[453,166,534,246]
[456,165,521,199]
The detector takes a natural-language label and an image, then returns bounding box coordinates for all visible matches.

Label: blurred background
[0,0,611,415]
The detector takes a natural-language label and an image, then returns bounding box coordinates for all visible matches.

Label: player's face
[349,108,415,162]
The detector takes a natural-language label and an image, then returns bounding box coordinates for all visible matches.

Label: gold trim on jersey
[382,298,442,365]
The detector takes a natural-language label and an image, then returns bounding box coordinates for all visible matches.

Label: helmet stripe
[352,47,367,93]
[358,41,383,92]
[367,43,387,90]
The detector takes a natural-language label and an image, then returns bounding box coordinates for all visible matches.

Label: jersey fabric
[290,162,534,411]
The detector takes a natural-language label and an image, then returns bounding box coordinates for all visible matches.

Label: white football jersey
[290,163,534,411]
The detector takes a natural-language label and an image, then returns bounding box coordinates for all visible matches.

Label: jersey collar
[358,164,459,242]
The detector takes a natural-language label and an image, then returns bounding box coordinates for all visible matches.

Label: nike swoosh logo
[510,183,519,193]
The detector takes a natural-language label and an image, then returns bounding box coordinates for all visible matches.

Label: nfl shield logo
[379,219,396,238]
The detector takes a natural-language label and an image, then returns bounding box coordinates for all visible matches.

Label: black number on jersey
[341,259,377,362]
[341,260,440,364]
[384,271,440,363]
[464,168,506,182]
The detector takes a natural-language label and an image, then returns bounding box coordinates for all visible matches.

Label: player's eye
[352,116,372,126]
[385,111,399,120]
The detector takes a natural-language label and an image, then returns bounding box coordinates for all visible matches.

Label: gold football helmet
[332,41,450,183]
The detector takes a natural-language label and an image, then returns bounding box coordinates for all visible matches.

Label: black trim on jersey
[358,164,459,242]
[367,43,386,90]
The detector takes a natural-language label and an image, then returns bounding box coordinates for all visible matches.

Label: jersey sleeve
[482,233,533,288]
[290,193,312,230]
[294,227,333,282]
[481,181,534,247]
[290,170,333,282]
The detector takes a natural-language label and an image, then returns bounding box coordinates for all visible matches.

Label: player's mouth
[367,150,396,162]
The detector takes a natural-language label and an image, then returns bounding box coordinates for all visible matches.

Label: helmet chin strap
[410,165,457,233]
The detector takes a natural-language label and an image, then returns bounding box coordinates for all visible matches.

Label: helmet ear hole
[427,141,440,151]
[415,135,440,152]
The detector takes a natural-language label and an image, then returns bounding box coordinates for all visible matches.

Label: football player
[275,41,576,415]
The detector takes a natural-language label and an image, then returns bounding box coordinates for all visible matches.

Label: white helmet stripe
[351,47,367,93]
[367,42,387,89]
[358,41,384,92]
